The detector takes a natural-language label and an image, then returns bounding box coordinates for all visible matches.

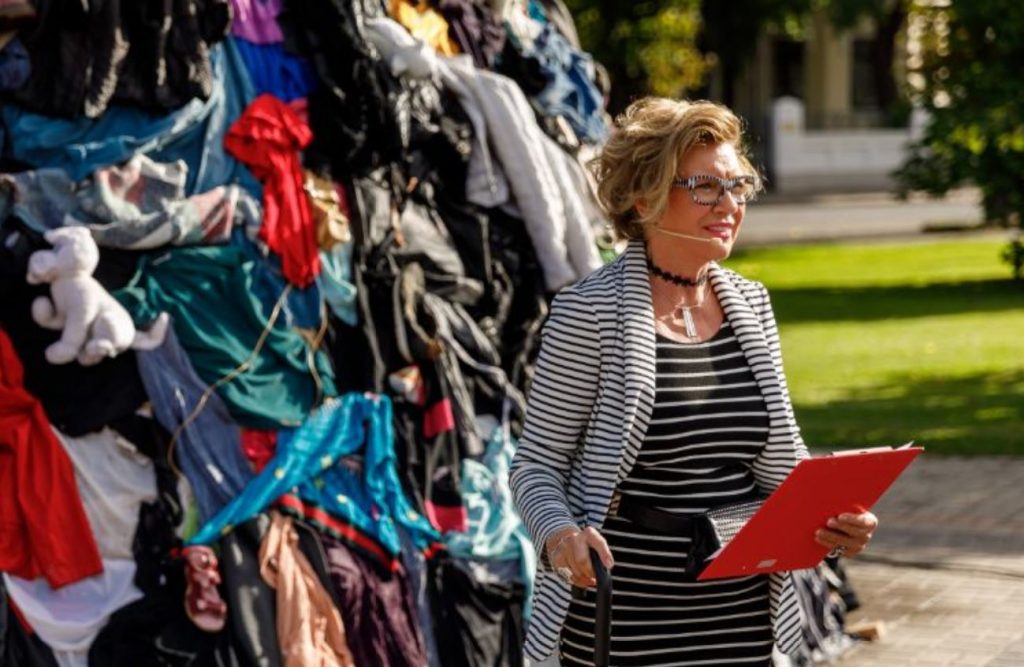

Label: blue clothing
[233,37,318,103]
[398,526,441,667]
[317,242,358,327]
[232,228,324,330]
[136,324,255,522]
[444,427,536,619]
[0,39,30,91]
[189,394,439,555]
[1,41,261,200]
[516,23,607,144]
[0,158,262,251]
[527,0,548,22]
[114,245,336,429]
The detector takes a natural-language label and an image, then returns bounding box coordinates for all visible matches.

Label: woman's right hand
[546,525,614,588]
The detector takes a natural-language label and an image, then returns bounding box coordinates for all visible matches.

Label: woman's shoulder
[558,252,626,298]
[545,256,625,333]
[715,264,770,306]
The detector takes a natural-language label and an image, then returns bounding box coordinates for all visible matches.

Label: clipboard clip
[830,440,917,457]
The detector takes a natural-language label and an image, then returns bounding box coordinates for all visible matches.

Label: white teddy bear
[26,226,169,365]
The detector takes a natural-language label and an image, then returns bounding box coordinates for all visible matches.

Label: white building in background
[768,97,928,194]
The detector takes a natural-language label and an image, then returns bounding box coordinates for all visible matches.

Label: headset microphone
[653,228,725,243]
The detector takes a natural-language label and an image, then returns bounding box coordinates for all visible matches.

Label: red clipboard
[698,445,923,580]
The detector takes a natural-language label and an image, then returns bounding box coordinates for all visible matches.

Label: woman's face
[649,142,749,262]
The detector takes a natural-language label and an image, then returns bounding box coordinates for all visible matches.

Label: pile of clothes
[0,1,611,665]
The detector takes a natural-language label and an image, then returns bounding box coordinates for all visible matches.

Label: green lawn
[725,237,1024,455]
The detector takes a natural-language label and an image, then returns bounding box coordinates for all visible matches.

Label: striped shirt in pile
[560,322,774,667]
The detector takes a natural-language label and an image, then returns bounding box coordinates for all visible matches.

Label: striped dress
[560,322,774,666]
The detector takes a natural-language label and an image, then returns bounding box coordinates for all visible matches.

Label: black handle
[590,549,612,667]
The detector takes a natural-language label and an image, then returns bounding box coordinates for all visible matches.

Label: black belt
[615,496,700,535]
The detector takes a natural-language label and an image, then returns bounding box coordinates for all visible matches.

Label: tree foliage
[895,1,1024,276]
[563,0,708,114]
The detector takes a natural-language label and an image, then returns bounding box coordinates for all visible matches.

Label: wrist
[546,526,580,560]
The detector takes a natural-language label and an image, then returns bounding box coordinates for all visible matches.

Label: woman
[508,98,878,666]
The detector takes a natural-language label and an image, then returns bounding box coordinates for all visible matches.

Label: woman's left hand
[814,511,878,557]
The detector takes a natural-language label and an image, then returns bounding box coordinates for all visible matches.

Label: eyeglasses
[672,174,759,206]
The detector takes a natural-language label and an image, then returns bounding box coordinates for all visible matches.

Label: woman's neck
[645,239,713,303]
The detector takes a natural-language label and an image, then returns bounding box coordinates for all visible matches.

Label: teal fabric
[114,245,335,428]
[187,393,439,553]
[444,427,536,619]
[317,242,358,327]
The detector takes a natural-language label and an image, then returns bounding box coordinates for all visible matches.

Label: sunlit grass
[726,237,1024,455]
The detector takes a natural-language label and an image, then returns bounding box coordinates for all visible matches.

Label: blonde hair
[592,97,760,240]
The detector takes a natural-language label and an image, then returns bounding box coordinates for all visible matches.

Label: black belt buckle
[615,497,720,578]
[684,514,722,578]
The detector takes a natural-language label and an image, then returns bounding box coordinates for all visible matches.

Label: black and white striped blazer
[509,239,808,660]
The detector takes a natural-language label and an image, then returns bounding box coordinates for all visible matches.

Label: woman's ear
[635,198,648,218]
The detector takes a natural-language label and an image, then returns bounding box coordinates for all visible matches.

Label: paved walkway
[738,188,986,246]
[837,455,1024,666]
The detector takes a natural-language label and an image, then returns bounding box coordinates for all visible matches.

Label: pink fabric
[230,0,285,44]
[260,512,355,667]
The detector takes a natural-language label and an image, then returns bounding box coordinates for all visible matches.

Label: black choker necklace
[646,256,709,287]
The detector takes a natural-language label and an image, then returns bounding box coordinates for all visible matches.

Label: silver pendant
[679,307,698,338]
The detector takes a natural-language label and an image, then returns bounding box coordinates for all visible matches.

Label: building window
[852,38,879,111]
[773,39,805,100]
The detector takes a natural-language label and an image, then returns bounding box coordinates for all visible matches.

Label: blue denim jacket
[515,23,608,144]
[136,325,255,523]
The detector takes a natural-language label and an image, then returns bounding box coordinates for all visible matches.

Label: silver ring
[556,566,574,583]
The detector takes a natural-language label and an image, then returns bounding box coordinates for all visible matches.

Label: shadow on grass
[796,370,1024,455]
[769,280,1024,324]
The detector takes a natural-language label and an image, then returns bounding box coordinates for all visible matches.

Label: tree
[895,0,1024,277]
[563,0,708,114]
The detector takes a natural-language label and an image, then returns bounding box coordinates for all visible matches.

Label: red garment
[334,181,350,220]
[241,428,278,474]
[422,398,455,440]
[225,93,320,287]
[424,501,468,534]
[0,329,103,588]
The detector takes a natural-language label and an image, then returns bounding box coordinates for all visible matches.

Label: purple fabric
[436,0,505,69]
[230,0,284,44]
[323,534,426,667]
